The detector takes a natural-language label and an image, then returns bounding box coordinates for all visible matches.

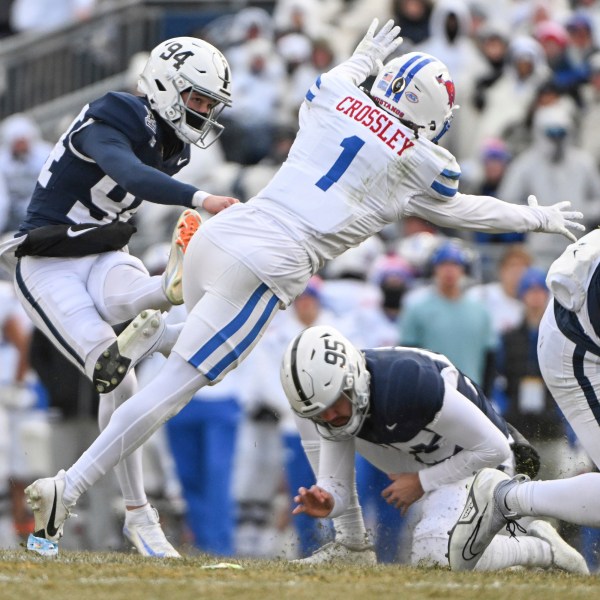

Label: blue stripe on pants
[189,283,269,369]
[206,293,280,381]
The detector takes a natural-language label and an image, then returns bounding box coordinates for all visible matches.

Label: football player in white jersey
[279,325,588,573]
[23,19,585,554]
[448,228,600,571]
[3,37,238,557]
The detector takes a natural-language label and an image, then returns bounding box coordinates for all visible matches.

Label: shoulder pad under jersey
[86,92,157,147]
[428,150,461,200]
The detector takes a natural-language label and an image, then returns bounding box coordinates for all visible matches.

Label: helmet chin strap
[399,118,424,139]
[431,119,451,144]
[430,106,459,144]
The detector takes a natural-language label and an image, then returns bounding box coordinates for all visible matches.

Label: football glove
[353,18,403,74]
[507,422,541,480]
[528,194,585,242]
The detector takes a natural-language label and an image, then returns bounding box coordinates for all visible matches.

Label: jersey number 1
[316,135,365,191]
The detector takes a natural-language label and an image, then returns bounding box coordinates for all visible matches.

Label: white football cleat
[162,208,202,305]
[123,505,180,558]
[93,309,165,394]
[25,469,73,543]
[447,468,529,571]
[527,520,589,575]
[292,541,377,566]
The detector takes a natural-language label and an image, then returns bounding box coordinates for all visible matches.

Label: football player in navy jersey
[6,37,238,557]
[280,326,588,573]
[22,20,585,558]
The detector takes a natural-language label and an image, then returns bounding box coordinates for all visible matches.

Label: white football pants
[63,235,282,506]
[16,251,172,507]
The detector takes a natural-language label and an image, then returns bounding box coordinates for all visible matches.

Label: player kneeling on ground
[280,325,588,573]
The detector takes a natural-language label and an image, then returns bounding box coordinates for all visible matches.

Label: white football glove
[353,18,403,73]
[528,194,585,242]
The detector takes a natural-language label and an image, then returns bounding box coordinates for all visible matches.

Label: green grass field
[0,550,598,600]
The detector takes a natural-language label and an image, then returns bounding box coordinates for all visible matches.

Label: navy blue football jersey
[20,92,197,233]
[359,347,507,446]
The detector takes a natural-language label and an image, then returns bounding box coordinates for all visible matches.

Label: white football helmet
[280,325,371,441]
[370,52,457,142]
[138,37,232,148]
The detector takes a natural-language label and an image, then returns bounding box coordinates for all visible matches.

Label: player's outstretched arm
[407,191,585,239]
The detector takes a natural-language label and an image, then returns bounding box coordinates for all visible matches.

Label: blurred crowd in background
[1,0,600,569]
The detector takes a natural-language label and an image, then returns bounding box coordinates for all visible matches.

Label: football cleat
[291,541,377,566]
[26,534,59,557]
[25,469,73,543]
[123,506,181,558]
[527,520,589,574]
[447,468,529,571]
[162,208,202,305]
[93,309,165,394]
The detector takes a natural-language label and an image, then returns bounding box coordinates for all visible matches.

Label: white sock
[156,323,185,356]
[475,535,552,571]
[504,473,600,527]
[99,370,147,507]
[63,353,205,506]
[125,503,155,525]
[332,491,370,548]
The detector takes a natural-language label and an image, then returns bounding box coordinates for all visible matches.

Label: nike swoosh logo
[385,423,397,431]
[461,505,488,562]
[138,532,165,557]
[67,226,96,238]
[177,157,188,166]
[46,482,59,538]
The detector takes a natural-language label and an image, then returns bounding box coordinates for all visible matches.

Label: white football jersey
[201,55,545,304]
[251,61,460,264]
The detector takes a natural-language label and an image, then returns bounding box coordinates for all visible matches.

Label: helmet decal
[377,68,395,92]
[436,74,455,107]
[158,41,195,70]
[370,52,456,142]
[289,332,316,409]
[385,54,435,103]
[391,77,406,94]
[214,53,232,101]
